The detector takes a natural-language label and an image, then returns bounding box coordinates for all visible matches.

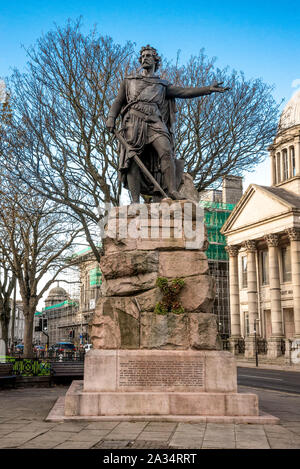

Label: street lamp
[253,318,260,367]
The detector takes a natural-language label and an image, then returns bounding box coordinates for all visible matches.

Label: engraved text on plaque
[118,357,204,388]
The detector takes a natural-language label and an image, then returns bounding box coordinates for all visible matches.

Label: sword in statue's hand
[113,129,169,200]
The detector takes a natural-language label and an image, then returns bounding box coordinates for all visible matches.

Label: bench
[50,361,84,386]
[0,363,17,388]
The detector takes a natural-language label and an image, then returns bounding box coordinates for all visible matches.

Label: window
[282,246,291,282]
[283,149,288,180]
[241,256,247,288]
[290,147,296,177]
[244,312,249,337]
[260,250,269,285]
[276,152,281,183]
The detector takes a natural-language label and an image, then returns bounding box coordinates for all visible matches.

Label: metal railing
[0,352,85,377]
[257,339,268,354]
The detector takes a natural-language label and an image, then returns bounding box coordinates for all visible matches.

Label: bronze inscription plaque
[118,357,204,388]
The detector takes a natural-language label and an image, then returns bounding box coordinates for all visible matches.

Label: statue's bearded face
[141,50,156,69]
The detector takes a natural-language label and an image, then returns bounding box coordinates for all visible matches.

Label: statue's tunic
[108,74,212,194]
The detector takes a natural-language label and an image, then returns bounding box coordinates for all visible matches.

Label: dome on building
[279,88,300,130]
[46,286,68,300]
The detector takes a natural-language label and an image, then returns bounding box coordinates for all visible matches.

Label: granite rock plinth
[91,200,218,350]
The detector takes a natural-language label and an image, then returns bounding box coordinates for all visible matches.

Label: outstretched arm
[106,81,126,132]
[166,81,230,99]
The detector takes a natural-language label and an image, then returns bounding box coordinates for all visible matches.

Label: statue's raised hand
[209,81,230,93]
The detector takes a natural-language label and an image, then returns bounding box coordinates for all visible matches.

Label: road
[237,366,300,394]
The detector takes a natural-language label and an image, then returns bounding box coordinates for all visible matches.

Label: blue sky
[1,0,300,188]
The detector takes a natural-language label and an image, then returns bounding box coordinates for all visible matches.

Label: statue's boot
[163,164,182,200]
[129,186,141,204]
[127,161,141,203]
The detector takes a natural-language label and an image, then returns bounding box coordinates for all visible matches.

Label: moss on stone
[154,277,185,315]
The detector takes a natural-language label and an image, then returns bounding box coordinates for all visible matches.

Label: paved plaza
[0,383,300,449]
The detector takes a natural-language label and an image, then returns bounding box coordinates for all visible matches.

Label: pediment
[222,185,292,233]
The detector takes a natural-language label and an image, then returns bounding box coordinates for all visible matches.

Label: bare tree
[3,21,280,262]
[162,51,280,191]
[0,89,17,355]
[0,176,83,356]
[0,251,16,355]
[5,19,135,262]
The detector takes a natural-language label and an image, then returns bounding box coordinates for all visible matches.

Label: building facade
[74,248,102,344]
[43,247,102,346]
[43,286,79,345]
[7,300,25,348]
[221,89,300,358]
[199,176,243,339]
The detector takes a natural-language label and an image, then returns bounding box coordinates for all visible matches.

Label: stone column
[287,228,300,338]
[225,245,241,354]
[244,240,258,358]
[270,150,276,186]
[265,234,284,357]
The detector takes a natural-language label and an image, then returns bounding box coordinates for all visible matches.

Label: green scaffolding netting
[90,267,102,286]
[199,201,235,211]
[206,226,227,245]
[204,210,231,228]
[200,202,235,261]
[42,300,77,311]
[206,243,228,261]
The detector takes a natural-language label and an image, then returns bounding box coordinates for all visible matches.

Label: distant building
[43,285,79,345]
[72,247,102,343]
[33,311,45,346]
[199,176,243,339]
[43,246,102,346]
[222,89,300,358]
[8,300,25,347]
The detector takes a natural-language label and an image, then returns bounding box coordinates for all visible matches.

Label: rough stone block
[100,251,158,279]
[189,313,221,350]
[158,251,209,278]
[134,288,162,312]
[91,312,121,349]
[140,312,189,349]
[102,236,138,255]
[178,275,215,313]
[136,237,187,251]
[92,299,139,349]
[101,272,157,296]
[92,297,141,349]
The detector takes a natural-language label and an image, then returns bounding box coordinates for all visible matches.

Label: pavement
[236,355,300,372]
[0,383,300,449]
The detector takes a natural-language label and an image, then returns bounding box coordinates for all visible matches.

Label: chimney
[222,175,243,205]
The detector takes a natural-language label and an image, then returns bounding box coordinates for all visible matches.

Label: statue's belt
[127,108,161,123]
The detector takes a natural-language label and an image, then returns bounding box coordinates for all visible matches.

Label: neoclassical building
[221,89,300,358]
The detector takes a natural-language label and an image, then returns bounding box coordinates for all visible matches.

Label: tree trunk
[10,285,17,353]
[0,300,11,356]
[0,315,9,356]
[23,313,34,357]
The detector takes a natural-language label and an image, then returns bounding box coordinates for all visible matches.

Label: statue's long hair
[139,45,161,72]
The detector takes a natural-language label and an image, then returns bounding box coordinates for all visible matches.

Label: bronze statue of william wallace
[106,45,229,203]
